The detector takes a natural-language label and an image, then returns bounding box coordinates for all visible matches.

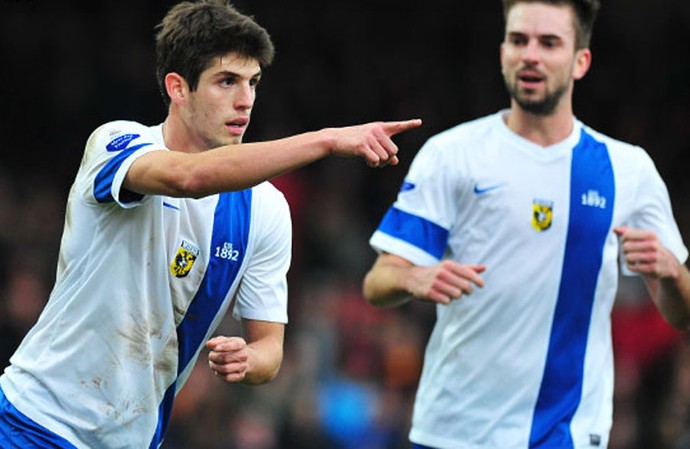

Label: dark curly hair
[155,0,275,107]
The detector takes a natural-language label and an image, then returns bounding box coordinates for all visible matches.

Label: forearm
[126,130,332,198]
[242,340,283,385]
[203,131,335,192]
[240,320,285,385]
[363,260,414,308]
[653,264,690,331]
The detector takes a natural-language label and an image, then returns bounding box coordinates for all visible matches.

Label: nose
[522,39,540,64]
[234,82,255,111]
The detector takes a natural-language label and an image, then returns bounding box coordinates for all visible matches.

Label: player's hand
[614,226,680,280]
[408,260,486,305]
[328,119,422,168]
[206,336,249,383]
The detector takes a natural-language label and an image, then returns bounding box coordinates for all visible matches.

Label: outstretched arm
[615,226,690,330]
[125,119,422,198]
[206,319,284,385]
[362,252,486,308]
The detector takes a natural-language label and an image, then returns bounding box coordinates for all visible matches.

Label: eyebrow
[212,69,263,80]
[507,31,564,41]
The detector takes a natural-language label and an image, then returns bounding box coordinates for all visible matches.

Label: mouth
[517,69,545,90]
[225,117,249,135]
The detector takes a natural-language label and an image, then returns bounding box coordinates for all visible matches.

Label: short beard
[504,81,568,116]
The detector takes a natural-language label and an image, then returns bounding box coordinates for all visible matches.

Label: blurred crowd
[1,1,690,448]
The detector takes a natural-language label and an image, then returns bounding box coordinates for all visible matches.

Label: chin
[214,136,243,147]
[229,133,245,145]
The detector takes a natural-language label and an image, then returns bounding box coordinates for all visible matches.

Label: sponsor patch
[106,133,140,152]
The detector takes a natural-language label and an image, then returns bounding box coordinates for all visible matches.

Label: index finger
[382,119,423,137]
[613,226,630,237]
[206,336,245,351]
[614,226,655,241]
[464,268,486,289]
[449,263,487,288]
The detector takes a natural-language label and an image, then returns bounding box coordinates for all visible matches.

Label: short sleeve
[369,138,457,266]
[621,150,688,274]
[75,121,168,208]
[232,183,292,323]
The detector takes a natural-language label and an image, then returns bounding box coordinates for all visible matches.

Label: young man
[0,1,420,448]
[363,1,690,448]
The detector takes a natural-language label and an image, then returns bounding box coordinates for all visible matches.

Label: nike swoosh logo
[473,183,506,195]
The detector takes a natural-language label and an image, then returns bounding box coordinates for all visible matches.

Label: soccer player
[0,1,420,448]
[363,1,690,448]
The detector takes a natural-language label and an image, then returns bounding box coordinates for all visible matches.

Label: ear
[572,48,592,81]
[499,42,507,76]
[164,72,189,105]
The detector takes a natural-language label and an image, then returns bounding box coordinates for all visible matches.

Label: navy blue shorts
[0,384,77,449]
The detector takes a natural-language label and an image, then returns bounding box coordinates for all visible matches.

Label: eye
[540,36,561,48]
[220,77,237,86]
[508,33,528,46]
[249,77,261,88]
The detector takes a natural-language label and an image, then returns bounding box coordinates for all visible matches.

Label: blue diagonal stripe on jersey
[528,129,615,448]
[378,207,449,260]
[149,190,252,449]
[94,142,152,203]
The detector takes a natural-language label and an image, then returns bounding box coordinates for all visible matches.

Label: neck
[504,102,575,147]
[162,109,205,154]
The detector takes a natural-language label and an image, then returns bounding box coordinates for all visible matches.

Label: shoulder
[88,120,154,141]
[423,112,502,155]
[407,113,502,176]
[85,120,163,153]
[580,123,654,167]
[251,182,290,218]
[253,181,288,203]
[247,182,292,249]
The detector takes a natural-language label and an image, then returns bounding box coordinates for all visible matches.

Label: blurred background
[1,0,690,448]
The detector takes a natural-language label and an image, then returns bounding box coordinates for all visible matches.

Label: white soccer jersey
[370,111,687,449]
[0,120,292,448]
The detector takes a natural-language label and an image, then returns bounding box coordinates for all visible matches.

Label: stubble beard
[504,77,569,116]
[206,134,242,149]
[196,123,244,150]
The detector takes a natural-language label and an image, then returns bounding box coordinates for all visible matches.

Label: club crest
[170,240,200,278]
[532,199,553,232]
